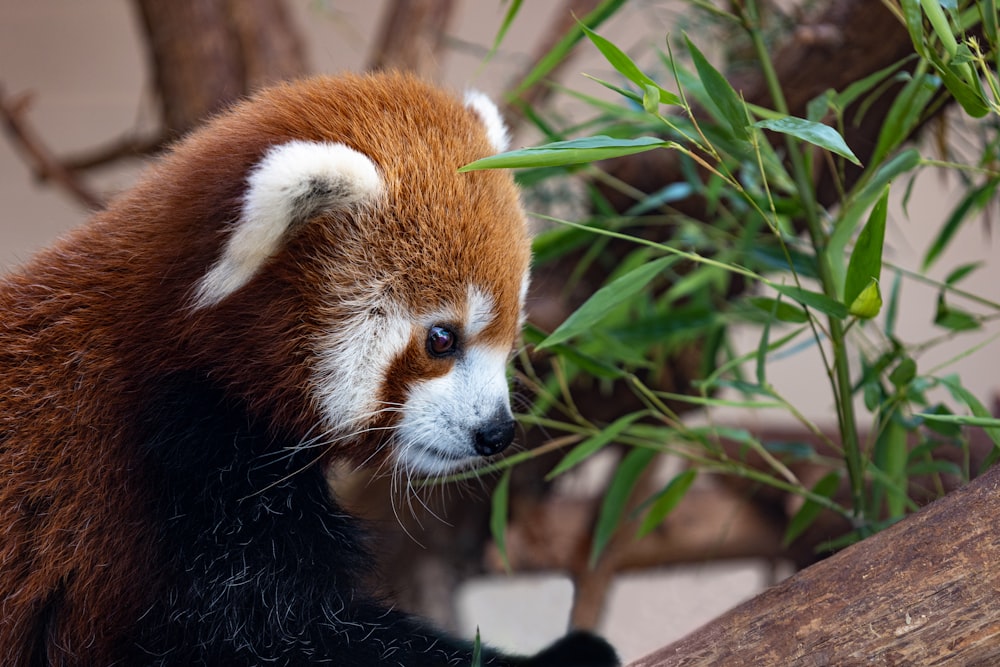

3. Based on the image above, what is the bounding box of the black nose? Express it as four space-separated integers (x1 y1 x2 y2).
473 416 516 457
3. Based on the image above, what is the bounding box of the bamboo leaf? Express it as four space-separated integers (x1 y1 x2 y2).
944 261 983 286
747 296 810 323
873 417 909 517
783 472 841 546
626 182 694 215
934 294 981 331
636 469 697 538
939 379 1000 450
547 412 648 480
900 0 928 57
484 0 523 65
591 448 657 567
906 459 962 477
538 255 677 349
885 270 903 339
756 293 776 386
583 73 644 105
771 284 849 319
685 35 750 140
829 149 921 293
871 72 940 167
806 89 835 122
889 357 917 388
472 628 483 667
931 54 990 117
490 469 512 573
754 117 861 166
460 135 669 172
983 0 999 54
844 186 889 312
834 57 913 110
580 24 682 105
922 179 999 271
848 280 883 319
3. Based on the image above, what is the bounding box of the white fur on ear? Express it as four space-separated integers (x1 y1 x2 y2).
193 140 381 309
464 90 511 154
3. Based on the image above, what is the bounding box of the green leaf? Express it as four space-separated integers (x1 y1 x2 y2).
591 448 657 567
873 417 909 518
944 262 983 286
483 0 523 65
885 270 903 339
490 469 512 573
930 52 990 117
755 293 776 386
906 459 962 477
460 135 669 172
844 186 889 308
848 280 883 319
770 284 849 320
871 72 939 167
538 255 678 349
547 412 648 480
783 472 841 547
625 182 694 215
643 84 661 114
636 469 697 538
900 0 928 57
684 35 750 141
806 89 835 122
939 379 1000 451
583 73 644 105
472 628 483 667
889 357 917 388
829 149 921 294
747 297 810 323
834 57 913 110
917 412 1000 429
580 24 681 106
934 294 980 331
982 0 999 56
920 0 960 55
916 404 961 437
754 117 861 166
922 179 998 271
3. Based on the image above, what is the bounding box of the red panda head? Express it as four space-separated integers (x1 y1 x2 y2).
163 73 530 475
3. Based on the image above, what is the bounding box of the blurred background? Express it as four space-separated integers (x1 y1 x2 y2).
3 2 998 663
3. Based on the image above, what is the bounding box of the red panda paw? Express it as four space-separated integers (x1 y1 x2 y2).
520 630 621 667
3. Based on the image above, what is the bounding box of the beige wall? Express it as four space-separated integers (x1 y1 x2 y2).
2 2 998 661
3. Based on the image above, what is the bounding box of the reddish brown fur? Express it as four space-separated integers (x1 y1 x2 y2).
0 72 530 664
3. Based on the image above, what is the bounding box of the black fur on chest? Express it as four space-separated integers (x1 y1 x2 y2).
128 374 479 666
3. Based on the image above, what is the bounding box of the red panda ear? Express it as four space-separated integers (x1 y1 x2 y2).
464 91 510 154
192 140 382 309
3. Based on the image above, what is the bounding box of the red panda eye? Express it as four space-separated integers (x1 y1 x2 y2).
426 325 457 357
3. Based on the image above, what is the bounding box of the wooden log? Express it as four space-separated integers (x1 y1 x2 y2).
627 464 1000 666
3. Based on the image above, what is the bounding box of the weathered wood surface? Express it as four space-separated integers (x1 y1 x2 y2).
627 464 1000 666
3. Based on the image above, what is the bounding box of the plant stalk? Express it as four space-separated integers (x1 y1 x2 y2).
743 0 867 520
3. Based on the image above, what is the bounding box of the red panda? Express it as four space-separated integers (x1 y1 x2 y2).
0 72 618 666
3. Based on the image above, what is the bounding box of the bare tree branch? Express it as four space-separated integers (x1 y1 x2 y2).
131 0 245 135
0 88 104 210
368 0 457 79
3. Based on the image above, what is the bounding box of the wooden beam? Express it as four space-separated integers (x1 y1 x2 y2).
627 464 1000 666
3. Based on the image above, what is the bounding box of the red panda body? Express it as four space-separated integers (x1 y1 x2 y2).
0 73 618 666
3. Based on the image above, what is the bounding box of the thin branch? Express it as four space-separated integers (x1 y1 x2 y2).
59 133 169 172
0 87 104 210
367 0 457 79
